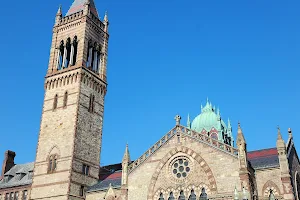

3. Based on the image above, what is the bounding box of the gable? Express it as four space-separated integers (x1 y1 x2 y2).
129 125 238 174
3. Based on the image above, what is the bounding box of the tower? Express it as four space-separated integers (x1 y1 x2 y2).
277 127 294 200
30 1 109 199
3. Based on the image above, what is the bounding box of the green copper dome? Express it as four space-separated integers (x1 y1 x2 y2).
191 102 220 132
189 99 234 146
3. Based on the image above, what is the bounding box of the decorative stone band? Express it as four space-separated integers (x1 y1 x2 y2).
128 125 238 174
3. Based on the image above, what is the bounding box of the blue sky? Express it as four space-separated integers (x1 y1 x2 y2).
0 0 299 166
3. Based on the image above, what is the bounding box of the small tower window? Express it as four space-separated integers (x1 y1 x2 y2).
63 91 68 108
53 94 58 110
80 185 84 197
88 94 95 113
48 155 57 173
82 164 90 175
14 192 18 200
22 191 27 200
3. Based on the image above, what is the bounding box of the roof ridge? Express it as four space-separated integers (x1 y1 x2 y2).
248 147 277 153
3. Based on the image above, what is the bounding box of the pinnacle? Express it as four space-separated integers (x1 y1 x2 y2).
277 126 283 140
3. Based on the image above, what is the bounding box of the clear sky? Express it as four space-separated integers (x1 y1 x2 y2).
0 0 299 166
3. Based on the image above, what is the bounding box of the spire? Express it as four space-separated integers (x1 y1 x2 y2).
66 0 99 17
237 122 246 144
56 5 62 16
277 126 283 140
187 114 191 128
122 144 130 163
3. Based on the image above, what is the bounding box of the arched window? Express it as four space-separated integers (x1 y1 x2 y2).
158 193 164 200
178 191 185 200
188 190 196 200
168 192 175 200
87 40 93 68
88 94 95 113
72 36 78 66
269 190 275 200
199 188 207 200
91 42 97 71
48 155 57 173
53 94 58 110
63 91 68 108
57 41 64 70
64 38 71 68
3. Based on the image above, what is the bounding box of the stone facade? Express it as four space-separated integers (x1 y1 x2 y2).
1 1 300 200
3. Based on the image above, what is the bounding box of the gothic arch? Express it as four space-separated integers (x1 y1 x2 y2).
262 180 281 197
147 146 217 200
47 145 61 160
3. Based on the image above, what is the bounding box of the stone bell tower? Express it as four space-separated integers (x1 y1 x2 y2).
30 0 109 199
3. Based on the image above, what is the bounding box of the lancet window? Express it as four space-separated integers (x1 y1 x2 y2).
53 94 58 110
48 155 57 173
88 94 95 113
188 190 196 200
178 191 185 200
158 193 164 200
199 188 208 200
86 40 102 74
63 91 68 108
168 192 175 200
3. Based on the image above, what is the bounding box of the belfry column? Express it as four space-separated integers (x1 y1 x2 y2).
277 127 295 200
69 43 74 66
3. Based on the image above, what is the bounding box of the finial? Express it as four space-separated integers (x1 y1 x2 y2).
217 107 220 116
201 104 203 112
187 114 191 128
228 118 232 128
57 4 62 15
104 11 108 22
175 115 181 126
85 0 91 5
288 128 293 139
206 97 209 104
277 126 283 140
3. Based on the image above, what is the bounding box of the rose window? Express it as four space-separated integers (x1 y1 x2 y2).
171 158 191 179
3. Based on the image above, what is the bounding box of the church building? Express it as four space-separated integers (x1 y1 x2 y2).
0 0 300 200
